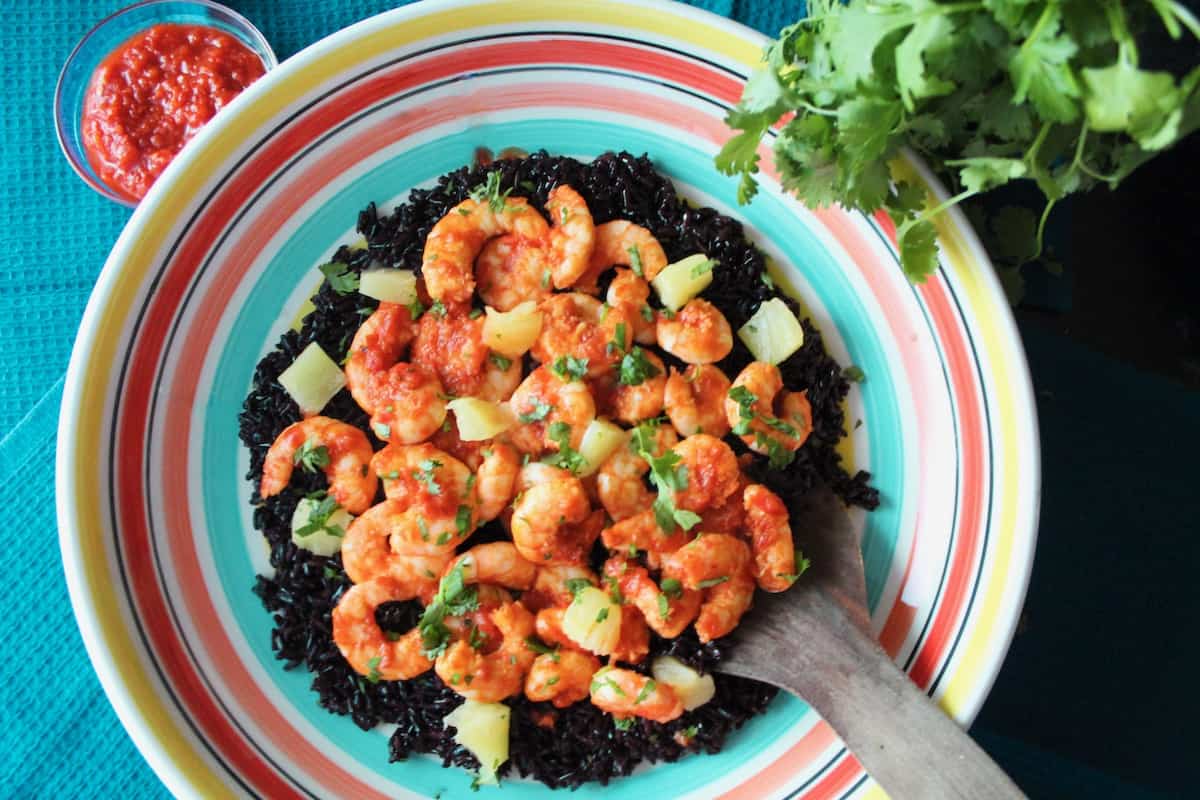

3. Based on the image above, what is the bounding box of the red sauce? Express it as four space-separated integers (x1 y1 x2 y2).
81 24 266 201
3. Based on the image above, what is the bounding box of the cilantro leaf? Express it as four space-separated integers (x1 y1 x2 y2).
544 422 588 474
319 262 359 294
293 438 330 473
618 347 661 386
518 400 553 423
418 564 480 657
551 355 589 382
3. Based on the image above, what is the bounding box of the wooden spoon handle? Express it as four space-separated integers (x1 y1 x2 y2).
769 592 1025 799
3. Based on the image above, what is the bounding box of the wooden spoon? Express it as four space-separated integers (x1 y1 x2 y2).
714 487 1026 799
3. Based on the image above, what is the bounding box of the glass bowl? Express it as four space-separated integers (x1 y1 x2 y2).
54 0 277 207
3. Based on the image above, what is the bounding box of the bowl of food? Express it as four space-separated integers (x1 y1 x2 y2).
57 0 1040 797
54 0 276 205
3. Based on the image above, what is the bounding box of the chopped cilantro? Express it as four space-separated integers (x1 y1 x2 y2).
613 716 634 731
640 304 655 322
468 307 484 319
564 577 593 598
293 438 330 472
842 365 866 383
318 261 359 294
489 352 512 371
697 576 729 589
541 268 552 289
546 675 560 686
550 355 589 382
544 422 587 474
689 258 716 279
595 607 610 623
627 246 644 277
413 458 443 495
635 679 657 704
295 493 345 539
760 271 776 290
418 564 480 657
656 593 670 619
435 531 452 546
607 322 628 356
468 170 512 213
372 422 391 439
659 578 683 598
365 656 382 684
429 299 447 318
407 297 427 320
618 346 661 386
455 505 473 537
518 400 554 423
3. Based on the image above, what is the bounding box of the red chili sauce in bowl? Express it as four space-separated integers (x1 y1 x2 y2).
81 24 266 202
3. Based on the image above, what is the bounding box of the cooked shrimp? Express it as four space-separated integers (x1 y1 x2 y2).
361 362 447 444
507 364 596 455
525 650 601 708
611 348 667 424
430 422 486 471
260 416 377 514
477 353 523 402
372 443 474 511
697 471 748 535
605 268 656 345
530 293 633 378
574 220 669 292
511 477 604 564
475 443 520 521
600 509 690 564
523 564 599 611
663 364 732 438
475 234 551 311
344 302 417 414
596 425 677 522
332 577 432 680
422 197 550 304
725 362 813 456
604 556 701 639
445 541 538 591
656 298 733 365
743 484 798 592
534 606 577 651
661 533 756 642
611 605 650 664
341 507 449 598
410 304 490 398
671 433 741 513
435 601 537 702
589 666 683 723
516 461 576 491
545 186 595 288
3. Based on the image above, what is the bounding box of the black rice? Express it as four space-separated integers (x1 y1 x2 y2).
240 151 876 788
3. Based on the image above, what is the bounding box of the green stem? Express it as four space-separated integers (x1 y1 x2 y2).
901 188 978 234
1169 2 1200 39
1034 198 1055 260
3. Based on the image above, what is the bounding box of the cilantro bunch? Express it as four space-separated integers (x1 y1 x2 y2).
716 0 1200 280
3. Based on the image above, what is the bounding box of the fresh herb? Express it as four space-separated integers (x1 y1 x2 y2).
546 675 561 687
469 307 484 319
564 578 594 598
843 365 866 383
697 576 729 589
372 422 391 439
322 565 341 581
689 258 716 279
544 422 587 474
635 679 657 704
525 636 561 661
365 656 383 684
455 505 473 537
763 416 798 436
468 170 512 213
683 724 700 739
417 516 430 541
761 271 776 290
727 385 757 436
468 625 486 650
618 346 661 386
407 297 427 320
551 355 589 381
595 607 610 623
418 564 480 657
757 433 797 470
295 493 345 538
627 245 644 277
613 717 634 731
716 0 1200 282
541 268 552 289
560 206 571 225
489 352 512 371
413 458 443 495
318 261 359 294
518 400 554 423
293 438 330 472
660 577 683 598
657 593 670 619
640 304 655 322
429 299 447 318
607 322 628 356
435 530 453 546
631 425 701 534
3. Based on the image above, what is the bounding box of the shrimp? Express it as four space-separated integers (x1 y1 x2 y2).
743 484 798 592
606 268 656 345
603 556 701 639
444 541 538 591
475 443 520 522
523 564 600 611
611 605 650 664
530 293 633 378
574 220 669 292
600 509 690 565
596 425 678 522
260 416 377 514
663 364 732 438
430 422 486 471
697 472 748 535
372 442 474 509
661 533 756 642
435 600 537 702
656 298 733 365
475 234 551 311
344 302 417 414
507 364 596 455
511 478 604 565
545 186 595 289
534 606 577 650
410 304 490 398
725 362 813 456
477 353 523 402
525 650 601 708
332 577 433 680
589 666 683 723
362 362 447 444
671 434 741 513
611 348 667 424
422 197 550 305
517 461 576 491
341 506 450 598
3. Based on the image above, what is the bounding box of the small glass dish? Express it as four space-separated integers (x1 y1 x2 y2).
54 0 277 207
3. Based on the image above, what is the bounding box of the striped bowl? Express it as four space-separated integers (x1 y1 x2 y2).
56 1 1040 797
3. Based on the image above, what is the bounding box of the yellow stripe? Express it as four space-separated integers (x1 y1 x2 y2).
67 1 762 792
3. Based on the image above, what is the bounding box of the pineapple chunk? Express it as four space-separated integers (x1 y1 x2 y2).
562 586 621 655
446 397 516 441
358 268 418 305
483 301 542 358
444 700 510 785
277 342 346 416
651 253 715 311
290 496 353 557
738 298 805 365
651 656 716 711
577 418 628 477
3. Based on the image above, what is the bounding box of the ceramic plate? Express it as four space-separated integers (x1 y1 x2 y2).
57 1 1040 797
